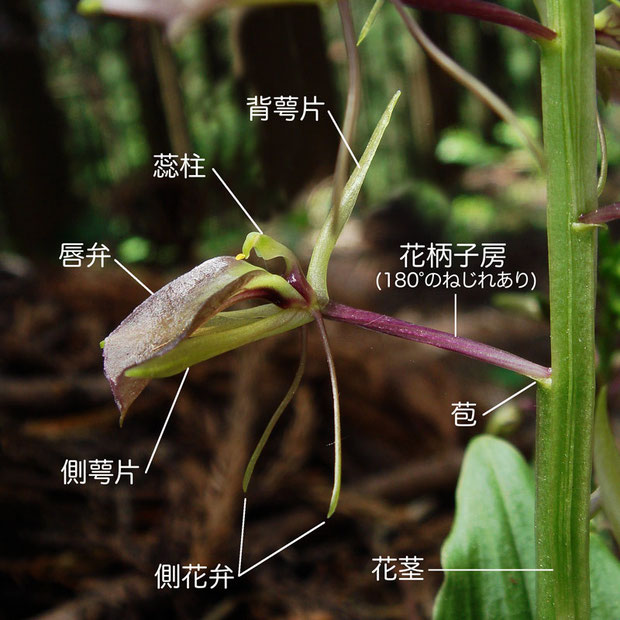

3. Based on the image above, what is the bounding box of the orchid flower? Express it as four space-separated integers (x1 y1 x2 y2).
102 93 549 517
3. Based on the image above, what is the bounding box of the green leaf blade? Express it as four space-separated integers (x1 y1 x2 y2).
593 386 620 547
434 433 620 618
433 435 535 619
590 532 620 619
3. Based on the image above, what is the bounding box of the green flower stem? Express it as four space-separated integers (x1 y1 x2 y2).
536 1 598 617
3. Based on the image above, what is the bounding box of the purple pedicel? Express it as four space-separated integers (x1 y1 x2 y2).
322 301 551 380
401 0 556 41
579 203 620 225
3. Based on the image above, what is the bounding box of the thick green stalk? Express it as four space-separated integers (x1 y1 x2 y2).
536 1 598 618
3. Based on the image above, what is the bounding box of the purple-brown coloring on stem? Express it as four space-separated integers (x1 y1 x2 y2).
322 301 551 380
579 203 620 225
287 266 317 306
401 0 556 41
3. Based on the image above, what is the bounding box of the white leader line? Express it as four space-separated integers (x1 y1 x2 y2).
114 259 154 295
454 293 458 337
428 568 553 572
212 168 263 234
113 255 189 475
144 367 190 473
327 110 361 169
237 496 326 577
482 381 537 417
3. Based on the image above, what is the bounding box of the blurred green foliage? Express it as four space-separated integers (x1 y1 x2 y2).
436 127 502 166
12 0 552 257
0 0 612 437
598 229 620 380
1 1 617 370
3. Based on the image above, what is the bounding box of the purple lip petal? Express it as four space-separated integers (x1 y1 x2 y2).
102 256 305 420
322 301 551 380
401 0 556 41
579 203 620 225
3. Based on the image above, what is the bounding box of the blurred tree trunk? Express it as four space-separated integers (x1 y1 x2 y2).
202 18 229 85
235 5 339 215
125 22 172 157
117 23 200 264
0 0 74 258
420 13 460 136
149 25 193 157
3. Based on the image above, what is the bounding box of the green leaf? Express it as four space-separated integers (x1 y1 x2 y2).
102 256 306 421
590 532 620 619
435 127 502 166
357 0 385 46
434 434 620 618
307 91 401 303
593 386 620 546
433 435 536 619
